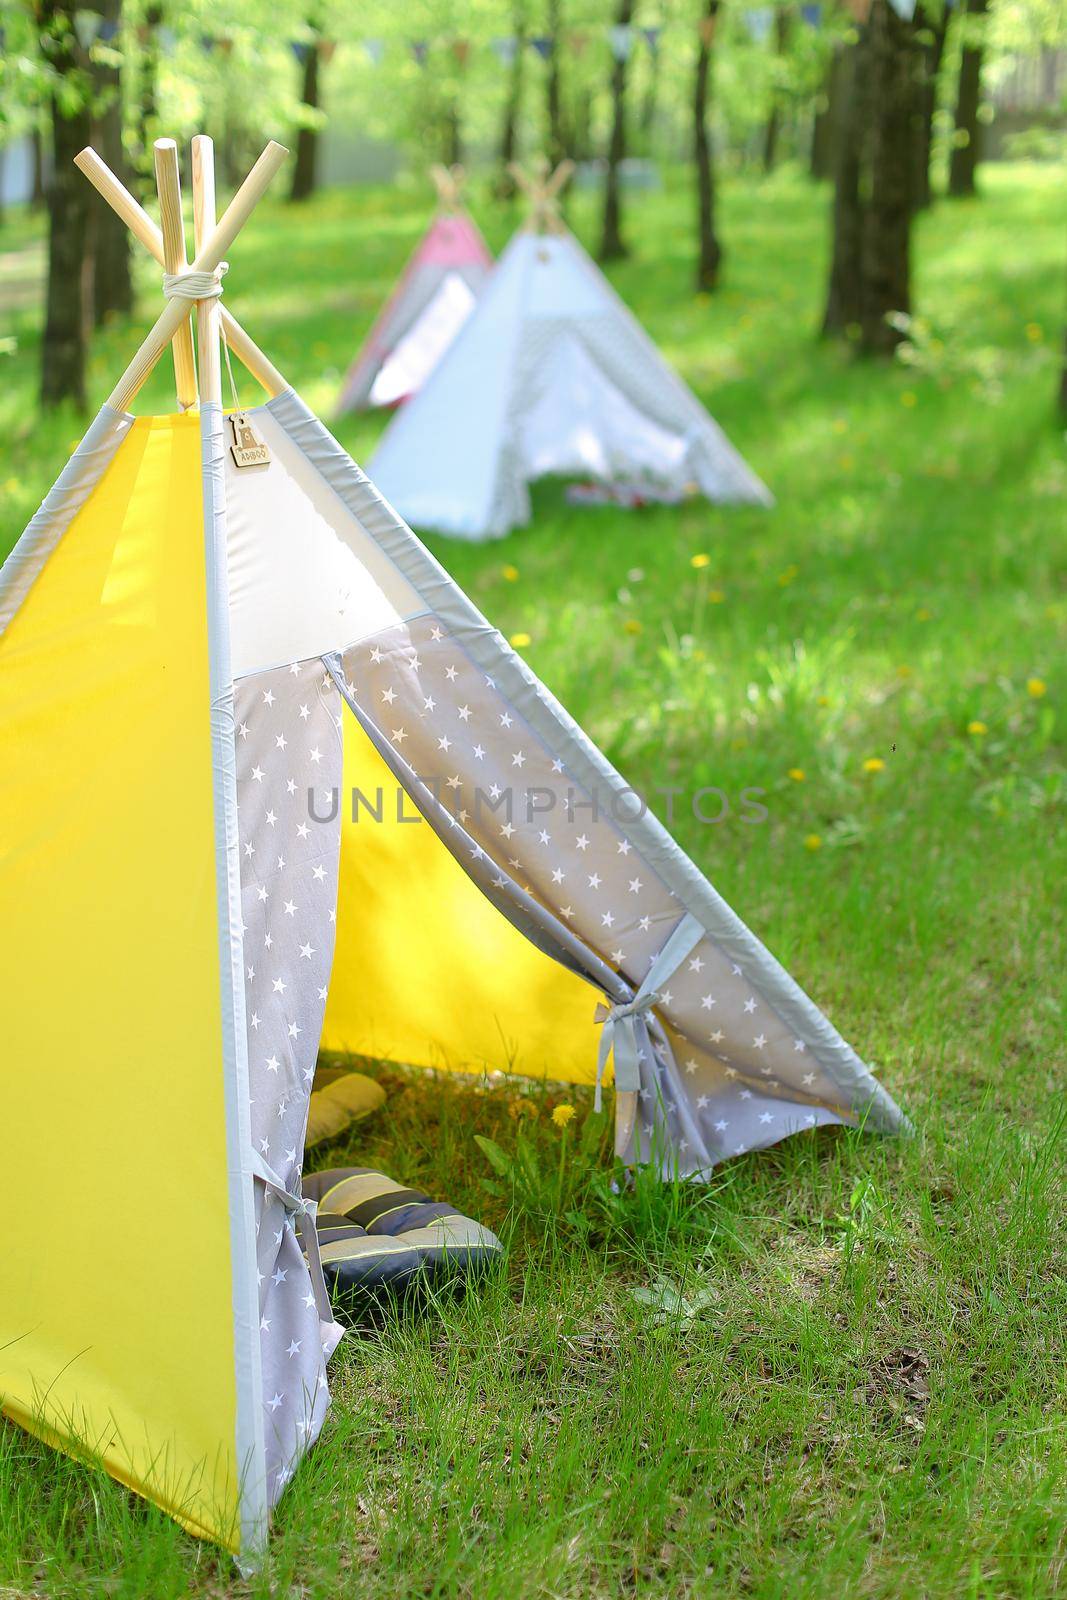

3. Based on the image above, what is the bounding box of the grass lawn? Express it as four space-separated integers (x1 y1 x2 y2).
1 163 1064 1598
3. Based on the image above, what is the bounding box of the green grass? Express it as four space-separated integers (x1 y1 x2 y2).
1 164 1065 1598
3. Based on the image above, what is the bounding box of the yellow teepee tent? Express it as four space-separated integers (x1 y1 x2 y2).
1 136 906 1564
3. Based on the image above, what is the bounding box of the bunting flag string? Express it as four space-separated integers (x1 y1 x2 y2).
176 9 847 71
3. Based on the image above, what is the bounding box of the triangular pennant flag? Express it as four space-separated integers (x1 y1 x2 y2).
73 9 102 49
641 25 662 52
491 35 519 64
157 24 177 54
742 7 774 42
362 37 384 64
199 33 217 54
608 23 636 60
289 39 312 65
800 3 821 24
571 29 590 54
886 0 916 17
411 39 429 66
451 37 471 66
97 17 120 43
318 38 337 63
530 35 553 59
698 13 718 45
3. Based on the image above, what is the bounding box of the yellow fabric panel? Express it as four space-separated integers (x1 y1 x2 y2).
0 416 241 1548
322 708 600 1082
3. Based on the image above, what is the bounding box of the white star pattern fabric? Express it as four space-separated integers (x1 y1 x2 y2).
327 615 847 1176
235 660 345 1507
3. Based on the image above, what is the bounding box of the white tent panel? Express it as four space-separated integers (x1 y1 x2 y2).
224 408 424 678
369 271 478 408
521 331 689 484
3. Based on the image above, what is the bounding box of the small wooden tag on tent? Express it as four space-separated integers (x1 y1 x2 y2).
229 412 271 469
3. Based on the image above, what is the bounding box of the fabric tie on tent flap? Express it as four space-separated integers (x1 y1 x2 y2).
593 912 705 1112
162 263 228 301
249 1148 334 1327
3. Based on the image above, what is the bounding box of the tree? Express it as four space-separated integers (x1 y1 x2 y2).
911 2 948 210
545 0 567 167
821 32 866 334
90 0 132 323
948 0 988 197
694 1 722 291
762 4 793 173
133 2 162 199
600 0 635 261
862 0 913 353
39 0 92 409
290 34 321 201
811 42 844 181
495 15 526 196
822 0 914 355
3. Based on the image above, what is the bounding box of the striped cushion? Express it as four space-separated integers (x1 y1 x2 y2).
303 1166 503 1307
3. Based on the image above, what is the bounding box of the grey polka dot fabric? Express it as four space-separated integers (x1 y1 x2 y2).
235 659 345 1507
330 614 848 1177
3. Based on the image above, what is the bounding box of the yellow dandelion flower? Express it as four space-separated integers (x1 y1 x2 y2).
901 391 918 408
1025 323 1043 342
552 1103 576 1128
624 618 643 635
839 454 854 470
916 607 932 622
967 720 988 736
502 564 520 582
509 1098 538 1121
1026 677 1047 698
896 665 912 678
804 833 823 852
862 757 886 774
778 564 798 587
690 552 711 569
3 477 18 494
708 588 725 604
509 631 532 649
788 768 805 782
816 694 830 707
831 418 848 434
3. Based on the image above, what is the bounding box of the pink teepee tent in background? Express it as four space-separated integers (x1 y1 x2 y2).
337 165 493 413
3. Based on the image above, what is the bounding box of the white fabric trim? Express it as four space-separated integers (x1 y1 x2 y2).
200 403 269 1563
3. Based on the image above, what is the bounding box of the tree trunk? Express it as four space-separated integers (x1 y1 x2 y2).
31 122 48 206
91 0 132 324
948 0 987 197
545 0 566 169
911 4 947 210
443 101 463 167
135 2 162 200
821 36 865 336
495 19 526 197
640 36 661 141
861 0 913 354
810 44 842 181
762 7 792 174
599 0 634 261
40 0 91 409
694 4 722 292
290 40 321 202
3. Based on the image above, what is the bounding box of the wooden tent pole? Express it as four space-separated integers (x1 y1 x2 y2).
74 148 287 398
106 140 288 412
153 139 198 409
191 135 222 407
